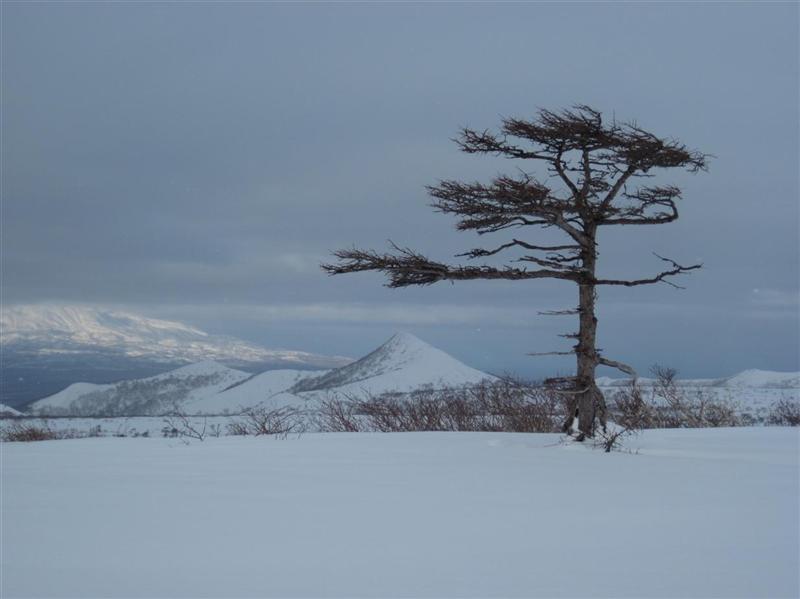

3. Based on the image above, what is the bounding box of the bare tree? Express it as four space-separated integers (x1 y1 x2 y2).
323 105 707 440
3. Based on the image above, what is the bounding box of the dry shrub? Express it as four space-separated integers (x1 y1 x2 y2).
316 395 361 432
767 398 800 426
610 365 740 429
162 412 209 441
316 379 564 433
227 406 306 438
2 421 61 442
477 379 563 432
1 420 92 442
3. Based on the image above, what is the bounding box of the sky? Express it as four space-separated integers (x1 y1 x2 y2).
3 2 798 378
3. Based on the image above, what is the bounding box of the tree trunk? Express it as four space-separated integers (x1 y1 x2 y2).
562 227 607 440
575 281 603 439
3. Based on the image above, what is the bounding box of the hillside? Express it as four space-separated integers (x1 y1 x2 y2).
185 369 323 414
30 361 251 416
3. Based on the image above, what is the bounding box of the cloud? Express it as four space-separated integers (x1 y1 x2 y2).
750 288 800 309
144 302 540 327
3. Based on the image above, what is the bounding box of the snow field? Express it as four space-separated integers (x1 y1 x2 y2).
3 427 798 598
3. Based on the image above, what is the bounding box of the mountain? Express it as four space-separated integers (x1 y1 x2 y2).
27 333 495 416
0 304 351 408
291 332 495 396
0 403 22 417
30 361 252 416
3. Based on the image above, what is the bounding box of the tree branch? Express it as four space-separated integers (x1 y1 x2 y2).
594 253 702 288
599 185 681 226
538 308 580 316
515 255 581 270
457 239 580 259
554 147 581 199
427 176 589 245
322 243 581 288
599 164 636 211
597 356 637 378
456 128 553 160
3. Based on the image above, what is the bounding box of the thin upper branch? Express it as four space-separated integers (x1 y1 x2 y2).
427 175 589 245
457 239 581 259
554 148 581 199
599 185 681 226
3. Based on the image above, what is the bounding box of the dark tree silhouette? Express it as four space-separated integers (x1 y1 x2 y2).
323 105 707 439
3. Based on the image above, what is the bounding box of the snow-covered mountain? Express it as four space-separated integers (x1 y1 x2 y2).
1 304 350 367
1 304 351 408
28 333 495 416
0 403 22 417
291 332 495 396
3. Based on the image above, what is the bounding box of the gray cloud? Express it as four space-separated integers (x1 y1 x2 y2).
3 2 798 377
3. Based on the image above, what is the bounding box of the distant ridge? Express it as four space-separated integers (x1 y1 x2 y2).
1 304 352 367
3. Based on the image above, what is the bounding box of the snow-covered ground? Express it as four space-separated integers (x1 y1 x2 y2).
3 428 797 598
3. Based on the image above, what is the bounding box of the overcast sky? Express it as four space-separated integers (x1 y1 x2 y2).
3 2 798 377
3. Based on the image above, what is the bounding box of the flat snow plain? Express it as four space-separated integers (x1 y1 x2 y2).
3 428 798 598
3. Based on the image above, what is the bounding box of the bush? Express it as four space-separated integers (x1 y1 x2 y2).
316 379 564 433
2 421 61 442
767 398 800 426
0 420 93 442
227 406 306 438
609 365 740 429
162 412 209 441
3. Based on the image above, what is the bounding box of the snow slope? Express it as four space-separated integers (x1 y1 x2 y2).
3 428 797 598
31 381 114 406
292 332 495 396
30 361 251 416
185 369 324 414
